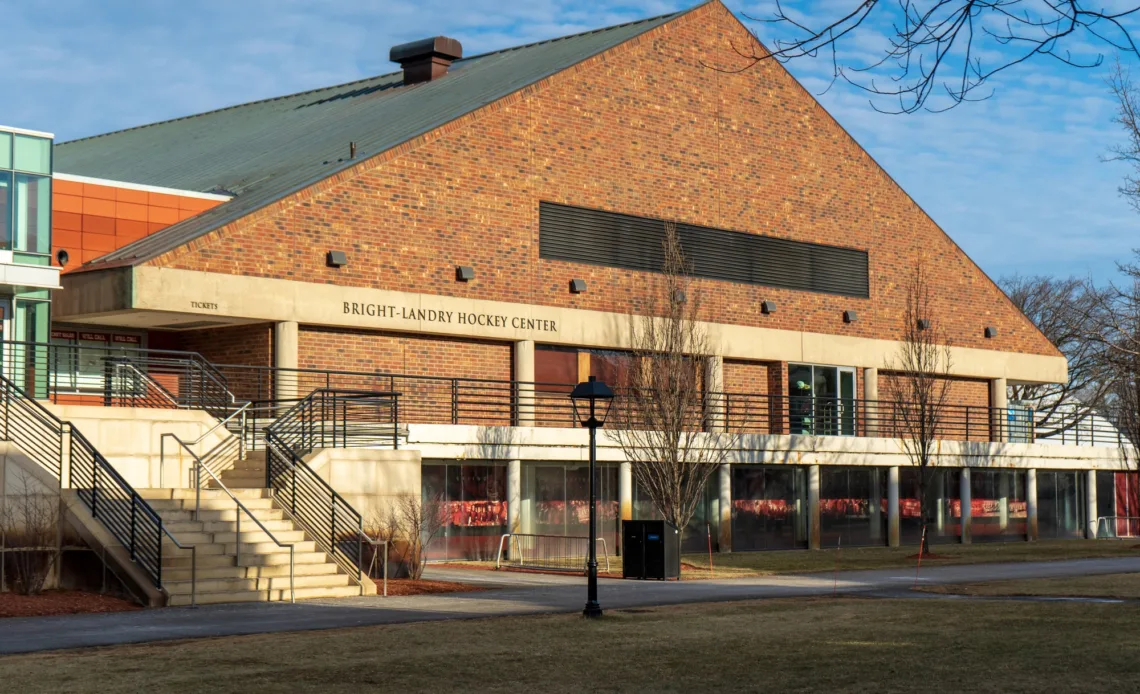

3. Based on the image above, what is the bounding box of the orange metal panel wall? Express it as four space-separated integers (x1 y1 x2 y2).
51 179 222 271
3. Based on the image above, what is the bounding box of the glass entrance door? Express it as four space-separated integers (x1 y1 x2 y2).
789 364 857 436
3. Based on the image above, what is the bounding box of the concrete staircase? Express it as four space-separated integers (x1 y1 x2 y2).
211 449 267 489
138 487 366 606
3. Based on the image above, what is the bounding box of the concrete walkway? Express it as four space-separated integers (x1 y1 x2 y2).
2 557 1139 656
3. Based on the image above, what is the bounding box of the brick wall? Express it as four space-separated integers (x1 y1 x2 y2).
53 179 222 269
880 372 993 441
146 2 1057 359
298 327 512 381
151 323 274 369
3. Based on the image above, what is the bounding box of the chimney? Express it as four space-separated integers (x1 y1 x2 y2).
390 36 463 85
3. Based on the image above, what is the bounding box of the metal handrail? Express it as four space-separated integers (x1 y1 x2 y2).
167 436 295 603
1096 516 1140 539
360 528 388 597
495 533 611 572
159 527 197 608
159 401 250 486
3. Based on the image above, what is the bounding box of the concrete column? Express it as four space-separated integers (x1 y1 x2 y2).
808 464 821 550
507 459 521 534
718 463 732 553
887 466 900 547
273 321 299 402
960 468 972 544
619 461 633 522
863 367 879 437
870 469 883 542
990 377 1008 442
1026 469 1039 541
1087 470 1099 539
514 340 535 426
704 356 726 431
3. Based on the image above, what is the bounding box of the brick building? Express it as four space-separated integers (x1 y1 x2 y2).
18 2 1131 560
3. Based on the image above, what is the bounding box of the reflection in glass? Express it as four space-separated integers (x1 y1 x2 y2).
0 172 10 249
731 466 808 551
819 467 887 548
1037 470 1084 539
970 470 1027 542
423 463 507 560
522 463 619 553
13 135 50 175
900 468 962 545
14 174 50 254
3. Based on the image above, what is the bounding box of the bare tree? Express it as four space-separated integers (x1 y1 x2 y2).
1 469 62 595
1083 256 1140 465
375 492 447 581
610 222 737 549
883 259 953 555
1000 274 1110 436
1108 58 1140 210
723 1 1140 113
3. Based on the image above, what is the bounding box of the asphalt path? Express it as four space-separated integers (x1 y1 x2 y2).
2 556 1138 656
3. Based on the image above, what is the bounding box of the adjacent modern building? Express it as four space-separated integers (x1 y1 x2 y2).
3 1 1137 583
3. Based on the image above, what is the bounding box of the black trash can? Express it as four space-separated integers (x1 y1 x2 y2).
622 519 681 580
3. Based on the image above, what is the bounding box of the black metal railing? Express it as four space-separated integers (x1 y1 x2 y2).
264 390 400 579
1 340 236 420
69 428 164 586
1031 402 1129 447
0 375 164 587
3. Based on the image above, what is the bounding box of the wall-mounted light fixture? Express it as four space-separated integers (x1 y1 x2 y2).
843 310 857 323
761 300 777 315
917 318 931 331
56 249 69 267
570 279 587 294
984 326 998 339
326 250 348 268
673 289 687 304
456 265 475 282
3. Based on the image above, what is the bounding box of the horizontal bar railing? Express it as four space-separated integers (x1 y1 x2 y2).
0 340 237 421
264 390 401 586
0 375 168 589
1033 402 1128 447
495 533 611 573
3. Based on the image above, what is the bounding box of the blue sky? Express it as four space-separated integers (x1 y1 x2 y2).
1 0 1137 282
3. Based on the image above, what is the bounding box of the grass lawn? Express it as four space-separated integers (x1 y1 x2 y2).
2 597 1138 692
921 572 1140 599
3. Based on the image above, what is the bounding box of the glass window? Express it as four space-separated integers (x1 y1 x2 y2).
731 465 809 551
424 462 507 561
0 132 10 169
900 468 962 544
820 467 888 548
789 364 857 436
970 470 1027 542
13 174 50 254
1038 471 1084 540
13 135 50 174
0 171 10 249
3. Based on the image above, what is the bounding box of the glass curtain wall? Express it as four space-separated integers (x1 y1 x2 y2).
819 467 888 548
970 470 1028 542
521 463 620 554
900 468 963 544
1037 470 1085 540
731 466 808 551
633 477 717 553
422 462 507 561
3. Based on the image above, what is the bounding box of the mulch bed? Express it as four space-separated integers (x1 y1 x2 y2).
433 562 623 579
0 590 141 619
374 579 488 596
906 553 952 560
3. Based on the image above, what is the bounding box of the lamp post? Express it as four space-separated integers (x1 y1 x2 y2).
570 375 614 619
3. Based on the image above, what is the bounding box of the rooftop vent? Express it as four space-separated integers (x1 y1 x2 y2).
390 36 463 84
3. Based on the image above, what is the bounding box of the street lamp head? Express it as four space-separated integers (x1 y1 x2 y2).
569 375 614 428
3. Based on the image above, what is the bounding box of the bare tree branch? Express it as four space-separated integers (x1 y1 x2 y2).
609 222 739 545
727 1 1140 113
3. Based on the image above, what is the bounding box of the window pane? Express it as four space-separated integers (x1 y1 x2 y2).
13 135 50 174
14 174 50 254
0 132 10 169
0 172 10 249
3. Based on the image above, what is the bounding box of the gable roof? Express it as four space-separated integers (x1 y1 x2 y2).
56 8 694 270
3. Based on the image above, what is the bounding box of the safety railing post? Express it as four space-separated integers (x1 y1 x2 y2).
130 495 137 560
451 379 459 424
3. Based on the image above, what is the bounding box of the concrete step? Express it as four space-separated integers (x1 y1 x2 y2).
147 497 277 512
198 519 296 534
165 573 354 595
166 584 363 606
210 529 308 545
223 540 318 555
163 561 341 582
193 508 286 523
162 550 331 569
